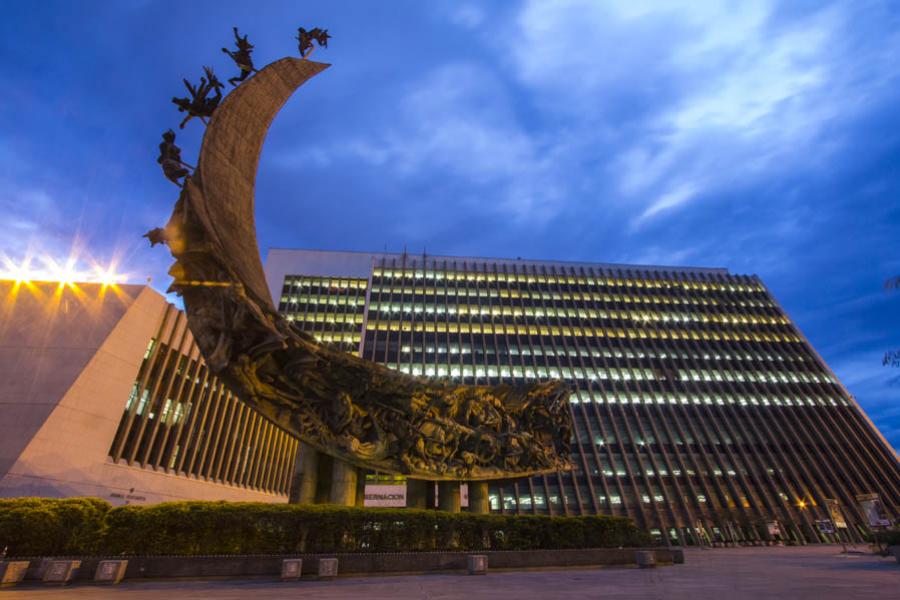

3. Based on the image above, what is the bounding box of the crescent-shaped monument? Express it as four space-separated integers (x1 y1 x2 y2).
159 56 574 483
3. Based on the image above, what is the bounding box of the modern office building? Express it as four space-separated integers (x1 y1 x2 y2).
265 249 900 544
0 280 298 505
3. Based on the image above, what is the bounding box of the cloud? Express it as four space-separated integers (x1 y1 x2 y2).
0 180 68 256
504 0 900 227
282 62 567 223
449 4 485 30
633 182 697 225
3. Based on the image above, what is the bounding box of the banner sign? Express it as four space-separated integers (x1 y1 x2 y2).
825 498 848 529
856 493 891 528
363 482 471 508
364 484 406 507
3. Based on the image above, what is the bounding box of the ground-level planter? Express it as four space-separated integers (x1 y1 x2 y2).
10 548 678 583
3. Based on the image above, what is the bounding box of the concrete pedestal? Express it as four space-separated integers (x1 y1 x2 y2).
43 560 81 584
330 459 358 506
635 551 656 568
468 481 490 514
281 559 303 581
438 481 461 513
318 558 338 580
94 560 128 584
467 554 488 575
406 479 429 509
0 562 30 587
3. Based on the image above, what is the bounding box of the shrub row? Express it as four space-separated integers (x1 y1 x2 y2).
0 497 109 556
0 497 650 556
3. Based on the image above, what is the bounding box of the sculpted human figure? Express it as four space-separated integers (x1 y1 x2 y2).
296 27 330 58
172 67 224 129
201 66 225 111
222 27 256 86
157 129 191 185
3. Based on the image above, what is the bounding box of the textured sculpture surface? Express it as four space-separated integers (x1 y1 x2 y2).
158 56 573 480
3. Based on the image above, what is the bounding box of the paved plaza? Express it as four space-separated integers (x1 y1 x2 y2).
5 546 898 599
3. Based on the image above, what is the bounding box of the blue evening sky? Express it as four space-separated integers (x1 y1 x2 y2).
1 1 898 448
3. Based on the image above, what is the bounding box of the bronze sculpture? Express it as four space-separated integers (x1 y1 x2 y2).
297 27 331 58
157 130 192 186
171 67 224 128
221 27 256 86
143 227 168 247
150 35 573 482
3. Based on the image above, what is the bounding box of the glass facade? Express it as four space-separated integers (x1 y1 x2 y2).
275 251 900 544
109 303 298 495
280 275 367 352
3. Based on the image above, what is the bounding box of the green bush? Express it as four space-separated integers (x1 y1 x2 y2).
0 497 110 556
868 529 900 547
1 497 650 556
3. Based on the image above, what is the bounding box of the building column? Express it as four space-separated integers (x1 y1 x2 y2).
330 459 358 506
468 481 490 514
406 479 428 509
355 470 367 507
438 481 461 513
293 443 319 504
426 480 436 509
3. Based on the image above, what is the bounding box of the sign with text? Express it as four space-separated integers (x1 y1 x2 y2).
364 484 406 507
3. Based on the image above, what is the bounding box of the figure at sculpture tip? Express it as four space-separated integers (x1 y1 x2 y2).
157 129 193 186
296 27 330 58
221 26 257 86
171 66 224 129
143 227 168 247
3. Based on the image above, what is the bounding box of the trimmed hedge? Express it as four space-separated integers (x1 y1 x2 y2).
0 497 110 556
0 497 650 556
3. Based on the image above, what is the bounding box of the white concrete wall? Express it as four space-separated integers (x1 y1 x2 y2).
0 281 286 505
0 282 143 476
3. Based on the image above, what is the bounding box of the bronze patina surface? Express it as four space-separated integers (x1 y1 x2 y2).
158 56 573 480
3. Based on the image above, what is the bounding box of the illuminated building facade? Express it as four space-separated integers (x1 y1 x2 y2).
0 280 297 504
266 249 900 544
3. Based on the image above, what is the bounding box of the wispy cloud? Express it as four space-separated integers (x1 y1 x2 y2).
633 182 697 226
280 62 567 223
504 0 900 227
0 179 68 257
448 4 485 30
